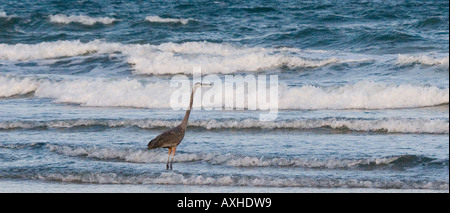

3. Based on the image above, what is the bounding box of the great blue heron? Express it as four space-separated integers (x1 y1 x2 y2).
147 82 212 170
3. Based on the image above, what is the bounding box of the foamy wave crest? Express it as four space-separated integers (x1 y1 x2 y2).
1 117 448 134
49 14 116 25
145 16 193 24
0 75 39 98
128 41 347 74
44 144 443 170
279 81 449 109
0 119 177 130
0 40 361 74
0 40 121 61
0 10 16 19
0 10 8 18
46 144 201 164
29 171 448 190
397 54 449 67
35 78 175 108
0 75 177 108
1 75 448 110
188 117 449 134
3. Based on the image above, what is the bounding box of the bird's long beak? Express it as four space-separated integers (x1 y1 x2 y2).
200 83 213 87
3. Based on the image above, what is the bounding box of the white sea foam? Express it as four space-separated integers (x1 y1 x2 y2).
279 81 449 110
45 144 441 168
1 143 446 189
127 43 343 75
0 75 448 111
1 117 447 133
0 40 447 75
49 14 116 25
46 144 193 163
145 16 193 24
187 117 449 134
0 40 121 61
0 75 39 97
397 54 449 67
35 78 175 108
0 40 366 74
30 171 448 190
0 10 7 18
0 75 176 107
0 10 16 19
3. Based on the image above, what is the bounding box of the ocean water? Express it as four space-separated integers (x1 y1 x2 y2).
0 0 448 192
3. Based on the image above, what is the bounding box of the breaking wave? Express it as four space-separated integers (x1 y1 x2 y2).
0 76 38 98
397 54 449 67
26 172 448 190
0 40 120 61
0 10 17 19
1 142 448 190
1 75 448 110
145 16 193 24
2 143 446 170
0 143 446 190
49 14 116 25
0 40 367 74
47 144 443 169
0 40 447 77
0 117 448 134
278 81 449 110
0 10 8 18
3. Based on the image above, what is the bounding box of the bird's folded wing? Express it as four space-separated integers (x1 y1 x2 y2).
147 127 184 149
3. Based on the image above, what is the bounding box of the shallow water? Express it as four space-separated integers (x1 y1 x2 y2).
0 0 448 192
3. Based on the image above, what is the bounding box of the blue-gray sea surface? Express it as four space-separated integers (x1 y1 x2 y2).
0 0 448 192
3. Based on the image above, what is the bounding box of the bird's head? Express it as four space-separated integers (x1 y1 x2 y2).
194 82 213 89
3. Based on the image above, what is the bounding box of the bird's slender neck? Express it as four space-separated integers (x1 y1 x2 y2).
180 85 198 129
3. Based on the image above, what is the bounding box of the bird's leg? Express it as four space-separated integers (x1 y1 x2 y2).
170 147 176 170
166 148 172 170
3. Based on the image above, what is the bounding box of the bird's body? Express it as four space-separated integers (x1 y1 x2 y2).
147 83 211 170
147 125 185 149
